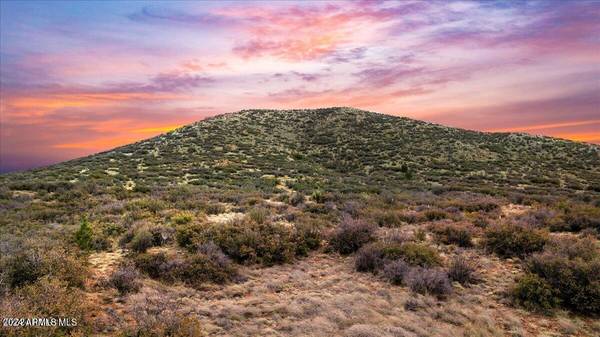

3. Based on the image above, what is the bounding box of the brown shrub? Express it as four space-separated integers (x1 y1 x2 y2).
431 222 473 247
329 215 376 255
108 265 141 295
0 277 88 337
405 267 452 298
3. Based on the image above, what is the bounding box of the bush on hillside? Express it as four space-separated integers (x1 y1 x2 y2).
523 236 600 314
512 273 559 313
134 249 239 288
405 267 452 298
108 265 141 295
329 215 376 255
383 259 410 285
1 248 87 290
431 223 473 247
129 229 155 253
0 278 88 337
484 223 548 258
448 256 477 285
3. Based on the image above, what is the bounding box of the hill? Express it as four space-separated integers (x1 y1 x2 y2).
3 107 599 197
1 108 599 337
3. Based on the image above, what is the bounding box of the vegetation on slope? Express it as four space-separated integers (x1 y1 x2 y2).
1 108 599 336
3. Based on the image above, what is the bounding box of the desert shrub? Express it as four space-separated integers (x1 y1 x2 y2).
130 229 155 253
448 256 477 285
1 248 87 290
561 204 600 232
134 250 239 287
379 189 396 205
311 189 326 203
74 217 93 250
212 219 296 265
516 208 557 228
390 242 442 267
108 265 141 295
512 273 559 313
148 225 175 246
0 278 88 337
204 203 225 215
292 220 322 256
181 253 239 286
423 209 448 221
355 243 385 273
398 211 420 224
288 192 305 206
133 252 170 279
524 237 600 314
342 201 361 218
329 215 376 254
127 198 166 214
355 241 441 276
405 267 452 298
484 224 548 258
175 223 203 249
127 293 206 337
383 259 410 285
373 210 403 227
172 212 193 225
431 223 473 247
414 228 427 241
247 207 270 224
180 217 315 265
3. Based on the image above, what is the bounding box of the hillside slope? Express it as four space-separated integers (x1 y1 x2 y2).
3 107 599 196
2 108 600 337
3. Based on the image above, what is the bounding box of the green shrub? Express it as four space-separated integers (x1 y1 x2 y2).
134 249 239 288
484 224 548 258
247 207 270 224
292 220 322 256
311 189 326 203
512 273 559 313
524 237 600 314
172 212 193 225
1 248 87 289
373 210 403 227
329 215 376 255
387 242 442 267
130 229 155 253
74 217 93 250
431 223 473 247
181 217 318 266
423 209 448 221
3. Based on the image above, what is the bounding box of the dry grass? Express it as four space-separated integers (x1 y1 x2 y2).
81 252 597 337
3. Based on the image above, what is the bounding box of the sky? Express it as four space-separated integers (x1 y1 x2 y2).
1 0 599 173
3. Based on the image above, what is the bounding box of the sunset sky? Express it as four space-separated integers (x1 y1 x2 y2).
1 0 599 172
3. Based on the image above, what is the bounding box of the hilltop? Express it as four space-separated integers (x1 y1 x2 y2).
1 108 599 337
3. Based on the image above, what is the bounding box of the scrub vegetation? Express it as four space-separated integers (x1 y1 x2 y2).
1 108 599 336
